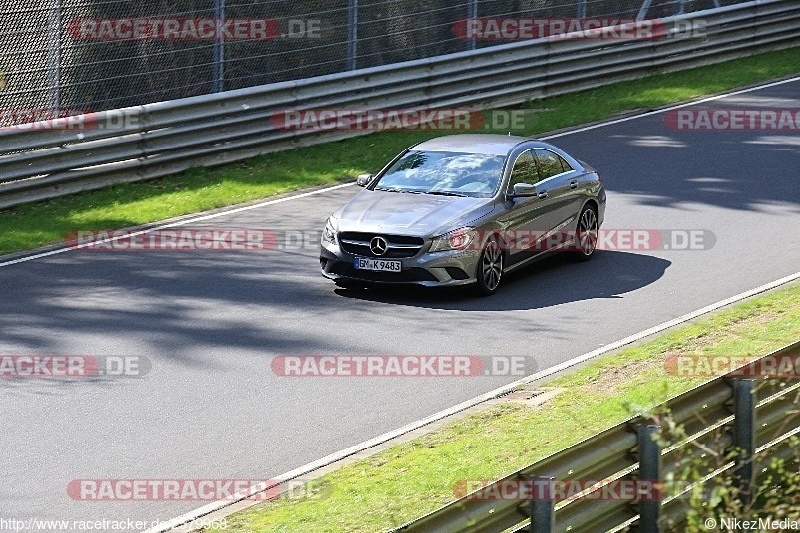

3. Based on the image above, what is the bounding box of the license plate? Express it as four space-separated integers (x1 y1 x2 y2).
354 257 402 272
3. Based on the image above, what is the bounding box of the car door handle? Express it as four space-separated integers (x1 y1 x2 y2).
537 190 548 199
570 180 578 189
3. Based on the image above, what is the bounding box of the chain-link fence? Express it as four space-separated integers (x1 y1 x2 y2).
1 0 744 126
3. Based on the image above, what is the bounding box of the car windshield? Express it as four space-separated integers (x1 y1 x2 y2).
373 150 506 198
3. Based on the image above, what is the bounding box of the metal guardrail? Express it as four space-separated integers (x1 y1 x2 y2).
0 0 798 210
393 340 800 533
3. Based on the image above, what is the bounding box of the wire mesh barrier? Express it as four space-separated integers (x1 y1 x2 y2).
0 0 797 209
2 0 742 126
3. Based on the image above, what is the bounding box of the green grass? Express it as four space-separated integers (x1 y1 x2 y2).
223 283 800 532
1 46 799 255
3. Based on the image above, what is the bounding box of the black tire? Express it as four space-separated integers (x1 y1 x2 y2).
475 234 504 296
573 204 599 262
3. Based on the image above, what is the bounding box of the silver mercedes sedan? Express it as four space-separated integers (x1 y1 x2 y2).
320 134 606 296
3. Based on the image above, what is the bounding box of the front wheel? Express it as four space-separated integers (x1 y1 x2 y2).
475 235 504 296
573 205 599 262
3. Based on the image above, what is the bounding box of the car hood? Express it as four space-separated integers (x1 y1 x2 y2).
334 189 495 237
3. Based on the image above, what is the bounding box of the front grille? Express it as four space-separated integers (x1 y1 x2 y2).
339 232 424 245
338 232 425 259
329 262 438 283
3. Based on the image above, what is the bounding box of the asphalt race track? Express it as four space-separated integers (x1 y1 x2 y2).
1 79 799 527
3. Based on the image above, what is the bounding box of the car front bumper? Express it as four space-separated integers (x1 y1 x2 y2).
320 240 480 287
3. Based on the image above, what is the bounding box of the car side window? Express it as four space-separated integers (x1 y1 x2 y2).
507 150 540 192
558 154 573 172
535 149 568 180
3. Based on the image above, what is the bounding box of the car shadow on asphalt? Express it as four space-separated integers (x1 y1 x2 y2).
332 250 671 311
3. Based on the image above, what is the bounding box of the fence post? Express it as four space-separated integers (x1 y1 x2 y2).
47 0 63 113
467 0 478 51
732 379 756 505
529 476 554 532
577 0 587 19
347 0 358 70
637 424 661 532
637 0 653 20
213 0 226 93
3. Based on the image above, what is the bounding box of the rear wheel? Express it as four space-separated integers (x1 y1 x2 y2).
573 204 598 262
475 235 504 296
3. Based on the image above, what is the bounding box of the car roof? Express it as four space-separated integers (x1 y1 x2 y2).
411 134 549 156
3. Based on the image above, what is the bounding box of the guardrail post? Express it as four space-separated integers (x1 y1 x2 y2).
347 0 359 71
732 379 756 505
637 425 661 532
529 476 554 533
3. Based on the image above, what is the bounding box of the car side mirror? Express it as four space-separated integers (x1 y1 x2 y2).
511 183 537 198
356 173 373 187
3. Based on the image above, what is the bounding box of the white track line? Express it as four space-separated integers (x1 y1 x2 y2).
0 182 355 269
539 75 800 140
147 74 800 533
152 270 800 532
3 75 799 271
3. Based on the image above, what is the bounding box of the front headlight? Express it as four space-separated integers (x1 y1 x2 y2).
322 217 337 245
429 228 477 252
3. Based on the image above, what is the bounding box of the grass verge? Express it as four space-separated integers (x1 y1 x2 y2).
1 47 799 255
224 282 800 532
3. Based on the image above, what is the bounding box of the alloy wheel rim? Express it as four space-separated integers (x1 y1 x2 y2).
482 239 503 290
578 209 598 255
